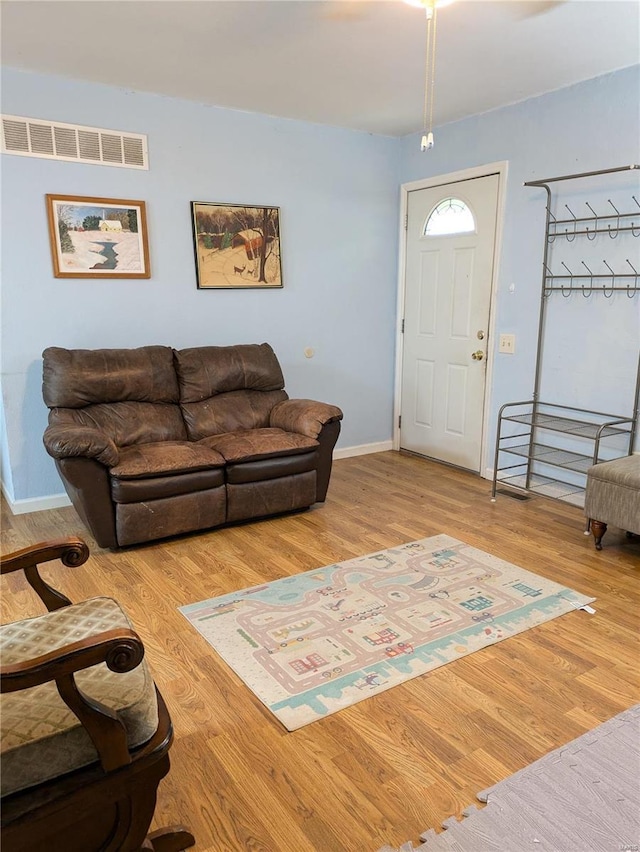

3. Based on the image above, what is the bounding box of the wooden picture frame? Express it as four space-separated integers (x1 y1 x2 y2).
46 194 150 278
191 201 283 289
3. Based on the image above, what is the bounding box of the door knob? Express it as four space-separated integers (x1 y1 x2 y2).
471 350 484 361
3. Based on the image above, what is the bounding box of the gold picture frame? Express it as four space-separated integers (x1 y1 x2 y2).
46 194 150 278
191 201 283 289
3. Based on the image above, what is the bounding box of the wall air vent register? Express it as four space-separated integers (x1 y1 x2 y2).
1 115 148 170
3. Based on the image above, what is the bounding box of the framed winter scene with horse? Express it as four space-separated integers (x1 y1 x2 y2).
46 195 150 278
191 201 283 289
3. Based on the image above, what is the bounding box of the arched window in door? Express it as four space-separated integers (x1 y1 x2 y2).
424 198 475 236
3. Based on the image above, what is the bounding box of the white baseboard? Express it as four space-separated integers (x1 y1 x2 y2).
333 441 393 460
3 491 71 515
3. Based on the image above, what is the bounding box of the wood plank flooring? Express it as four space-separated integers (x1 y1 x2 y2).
2 451 639 851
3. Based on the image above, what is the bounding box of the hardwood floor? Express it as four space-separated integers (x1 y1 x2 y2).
2 451 639 851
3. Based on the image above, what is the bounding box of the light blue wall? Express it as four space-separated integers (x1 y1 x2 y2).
1 67 400 502
2 65 639 504
398 66 640 465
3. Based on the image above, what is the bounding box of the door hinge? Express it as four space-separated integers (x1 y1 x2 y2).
401 318 405 333
404 214 408 230
398 415 402 428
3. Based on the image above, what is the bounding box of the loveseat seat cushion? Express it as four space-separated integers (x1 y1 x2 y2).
43 345 179 408
201 428 318 464
0 597 158 797
109 441 225 479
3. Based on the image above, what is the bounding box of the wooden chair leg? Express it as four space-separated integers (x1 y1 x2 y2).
591 519 607 550
143 826 195 851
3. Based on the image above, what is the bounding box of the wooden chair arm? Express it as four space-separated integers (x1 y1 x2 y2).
0 536 89 611
0 627 144 692
1 536 89 575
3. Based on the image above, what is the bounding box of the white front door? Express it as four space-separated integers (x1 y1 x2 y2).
400 173 499 471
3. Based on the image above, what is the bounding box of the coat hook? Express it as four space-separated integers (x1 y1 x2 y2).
585 202 598 240
607 199 620 238
560 261 574 296
580 261 594 297
564 204 577 242
626 258 639 296
602 259 615 296
630 198 640 237
546 207 556 243
543 263 553 296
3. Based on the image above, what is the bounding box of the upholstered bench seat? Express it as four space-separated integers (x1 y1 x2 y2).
584 455 640 550
1 597 158 796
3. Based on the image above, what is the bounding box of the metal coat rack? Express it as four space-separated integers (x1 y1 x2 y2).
491 164 640 508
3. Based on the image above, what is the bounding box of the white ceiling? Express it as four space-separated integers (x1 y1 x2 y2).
2 0 639 137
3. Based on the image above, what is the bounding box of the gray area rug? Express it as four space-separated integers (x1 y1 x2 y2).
379 704 640 852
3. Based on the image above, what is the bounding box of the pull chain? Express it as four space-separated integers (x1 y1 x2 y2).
421 3 437 151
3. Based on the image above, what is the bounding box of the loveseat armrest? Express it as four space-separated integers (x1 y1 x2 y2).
270 399 343 439
44 424 119 467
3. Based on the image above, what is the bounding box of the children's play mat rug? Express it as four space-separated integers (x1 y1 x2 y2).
180 535 594 730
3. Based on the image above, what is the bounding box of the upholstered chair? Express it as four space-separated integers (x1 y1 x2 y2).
0 537 194 852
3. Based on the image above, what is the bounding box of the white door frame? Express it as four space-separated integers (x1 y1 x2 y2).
393 161 508 478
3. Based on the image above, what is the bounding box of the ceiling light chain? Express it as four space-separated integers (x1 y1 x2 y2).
421 1 437 152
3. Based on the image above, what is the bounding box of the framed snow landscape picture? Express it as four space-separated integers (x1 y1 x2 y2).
46 194 150 278
191 201 283 289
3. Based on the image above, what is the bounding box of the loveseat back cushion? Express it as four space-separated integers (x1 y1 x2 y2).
48 402 187 448
43 346 179 408
174 343 285 402
181 389 288 440
175 343 288 439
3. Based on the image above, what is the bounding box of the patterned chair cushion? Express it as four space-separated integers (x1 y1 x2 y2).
1 597 158 797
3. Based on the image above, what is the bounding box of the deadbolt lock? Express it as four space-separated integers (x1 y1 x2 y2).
477 330 485 340
471 350 485 361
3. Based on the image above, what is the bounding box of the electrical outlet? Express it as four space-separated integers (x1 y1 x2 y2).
499 333 516 354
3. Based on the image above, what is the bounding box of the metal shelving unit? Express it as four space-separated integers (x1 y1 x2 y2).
492 165 640 507
492 400 636 507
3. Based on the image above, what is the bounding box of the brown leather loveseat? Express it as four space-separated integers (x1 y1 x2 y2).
42 343 343 548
